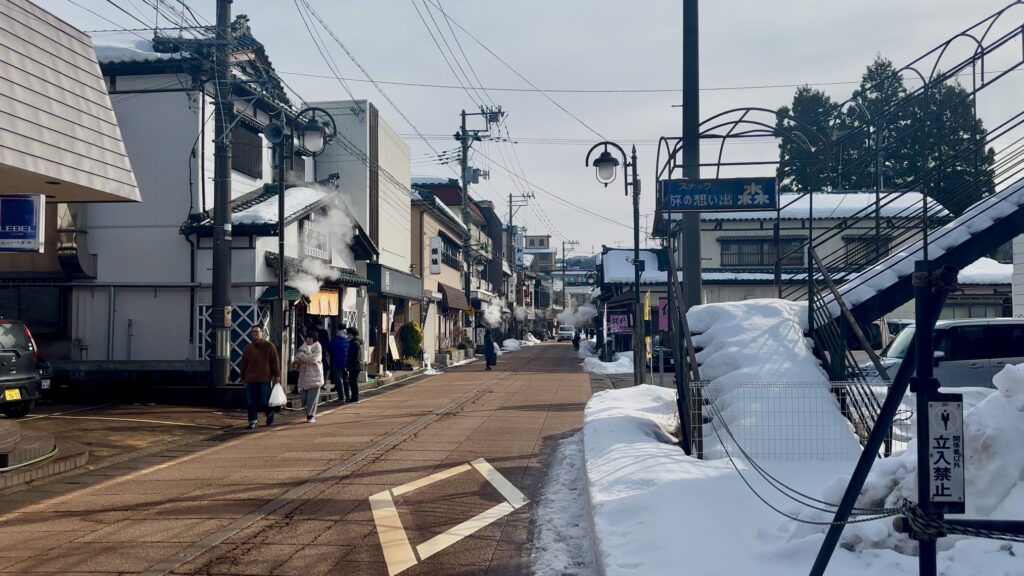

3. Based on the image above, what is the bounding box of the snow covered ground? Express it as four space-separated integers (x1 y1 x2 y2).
569 297 1024 575
530 433 597 576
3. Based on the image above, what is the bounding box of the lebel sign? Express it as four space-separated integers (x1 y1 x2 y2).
659 177 778 212
0 195 45 252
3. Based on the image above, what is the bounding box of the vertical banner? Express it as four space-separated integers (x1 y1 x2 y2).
428 236 442 274
658 298 669 331
0 194 45 252
928 393 965 514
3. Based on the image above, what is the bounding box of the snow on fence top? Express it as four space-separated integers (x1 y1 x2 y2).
687 299 861 459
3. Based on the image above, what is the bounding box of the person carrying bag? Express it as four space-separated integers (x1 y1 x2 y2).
240 325 281 430
295 333 324 423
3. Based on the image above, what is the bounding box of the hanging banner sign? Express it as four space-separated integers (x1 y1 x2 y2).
0 194 45 252
928 393 965 514
428 236 442 274
658 298 669 331
659 177 778 212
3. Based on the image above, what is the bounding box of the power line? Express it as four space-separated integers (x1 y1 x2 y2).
104 0 152 29
292 0 360 106
410 0 483 107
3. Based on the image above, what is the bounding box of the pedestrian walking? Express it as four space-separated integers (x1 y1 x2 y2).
572 329 581 352
345 327 363 403
295 333 323 423
239 325 280 430
484 329 497 370
328 326 350 400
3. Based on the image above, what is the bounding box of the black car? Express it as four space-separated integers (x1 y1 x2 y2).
647 345 676 372
0 319 44 418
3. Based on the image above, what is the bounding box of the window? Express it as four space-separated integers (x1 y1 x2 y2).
528 239 536 247
231 123 263 179
988 325 1024 359
844 237 890 268
720 238 803 267
440 234 461 269
945 325 988 361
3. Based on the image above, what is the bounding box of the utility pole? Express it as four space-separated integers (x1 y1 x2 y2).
561 239 579 309
681 0 702 310
455 106 503 304
210 0 233 387
507 191 531 337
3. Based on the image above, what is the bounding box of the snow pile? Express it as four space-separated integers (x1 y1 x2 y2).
579 379 1024 575
781 363 1024 572
957 257 1013 284
524 333 540 345
688 299 860 460
91 32 185 63
583 352 633 375
530 433 597 576
578 339 598 359
502 339 522 352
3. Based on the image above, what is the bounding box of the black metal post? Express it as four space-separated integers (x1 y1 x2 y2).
276 140 287 380
210 0 233 387
912 260 940 576
680 0 702 310
631 147 645 387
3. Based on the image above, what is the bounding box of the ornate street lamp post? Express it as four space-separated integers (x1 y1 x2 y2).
586 142 645 387
264 107 336 376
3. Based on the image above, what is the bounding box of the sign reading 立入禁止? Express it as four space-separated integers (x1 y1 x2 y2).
658 177 778 212
0 194 45 252
928 393 965 514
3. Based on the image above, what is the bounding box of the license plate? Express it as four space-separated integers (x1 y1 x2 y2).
41 379 50 390
4 388 21 401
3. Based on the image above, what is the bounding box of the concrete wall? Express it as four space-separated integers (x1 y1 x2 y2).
376 115 412 270
1015 235 1024 317
311 101 369 229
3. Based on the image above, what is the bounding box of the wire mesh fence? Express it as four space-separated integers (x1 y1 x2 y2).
689 381 913 461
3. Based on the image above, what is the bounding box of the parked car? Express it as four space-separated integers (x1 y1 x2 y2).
860 318 1024 387
0 319 44 418
647 345 675 372
556 325 576 342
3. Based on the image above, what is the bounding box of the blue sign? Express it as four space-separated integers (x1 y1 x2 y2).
659 177 778 212
0 195 44 252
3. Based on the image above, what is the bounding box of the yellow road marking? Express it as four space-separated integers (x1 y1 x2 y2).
416 502 515 560
369 490 417 576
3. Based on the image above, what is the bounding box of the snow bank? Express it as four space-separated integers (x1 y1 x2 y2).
530 433 597 576
688 299 860 459
525 333 540 344
583 354 633 375
502 338 521 352
958 257 1013 284
578 339 598 359
581 378 1024 576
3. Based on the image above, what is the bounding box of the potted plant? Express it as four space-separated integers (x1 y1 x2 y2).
398 321 424 369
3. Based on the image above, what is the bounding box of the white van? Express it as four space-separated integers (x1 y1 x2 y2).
862 318 1024 387
557 325 576 342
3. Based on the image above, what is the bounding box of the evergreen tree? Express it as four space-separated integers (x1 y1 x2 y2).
775 86 835 191
843 56 913 191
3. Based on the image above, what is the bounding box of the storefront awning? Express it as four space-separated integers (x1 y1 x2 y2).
259 285 302 301
366 263 423 300
438 283 470 313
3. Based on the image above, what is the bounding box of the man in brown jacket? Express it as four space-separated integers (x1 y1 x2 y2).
240 325 281 429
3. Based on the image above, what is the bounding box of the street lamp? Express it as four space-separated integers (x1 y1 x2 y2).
265 107 336 374
586 142 645 387
474 259 486 289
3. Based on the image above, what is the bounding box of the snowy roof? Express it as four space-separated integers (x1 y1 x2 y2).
674 191 950 221
90 32 186 63
411 176 456 186
602 249 679 284
957 257 1012 284
233 186 330 225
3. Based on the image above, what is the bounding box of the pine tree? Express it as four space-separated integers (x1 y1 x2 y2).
775 86 836 191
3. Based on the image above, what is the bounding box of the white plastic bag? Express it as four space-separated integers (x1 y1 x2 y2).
268 383 287 407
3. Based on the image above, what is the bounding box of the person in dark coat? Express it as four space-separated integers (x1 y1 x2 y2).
316 324 331 380
345 327 362 403
484 330 497 370
239 325 280 429
328 326 350 400
572 329 581 352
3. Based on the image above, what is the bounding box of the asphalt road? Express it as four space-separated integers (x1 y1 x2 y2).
0 343 590 576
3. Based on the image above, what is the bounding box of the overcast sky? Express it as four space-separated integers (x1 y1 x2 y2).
41 0 1023 257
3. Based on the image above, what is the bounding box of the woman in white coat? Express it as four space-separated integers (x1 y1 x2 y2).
295 333 324 422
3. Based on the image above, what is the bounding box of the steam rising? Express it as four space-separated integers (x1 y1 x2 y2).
287 187 359 297
558 305 597 327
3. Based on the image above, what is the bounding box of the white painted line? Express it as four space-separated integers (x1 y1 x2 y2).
470 458 530 509
369 490 418 576
391 463 472 497
415 501 515 560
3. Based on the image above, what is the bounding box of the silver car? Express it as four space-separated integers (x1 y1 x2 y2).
862 318 1024 388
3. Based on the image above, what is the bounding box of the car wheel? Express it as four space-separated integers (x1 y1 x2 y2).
1 400 34 418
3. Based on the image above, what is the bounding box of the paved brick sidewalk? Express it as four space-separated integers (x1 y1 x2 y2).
0 343 589 575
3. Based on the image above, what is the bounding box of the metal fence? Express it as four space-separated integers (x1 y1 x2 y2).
688 381 913 461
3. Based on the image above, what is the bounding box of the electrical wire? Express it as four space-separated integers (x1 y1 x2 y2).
410 0 483 107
